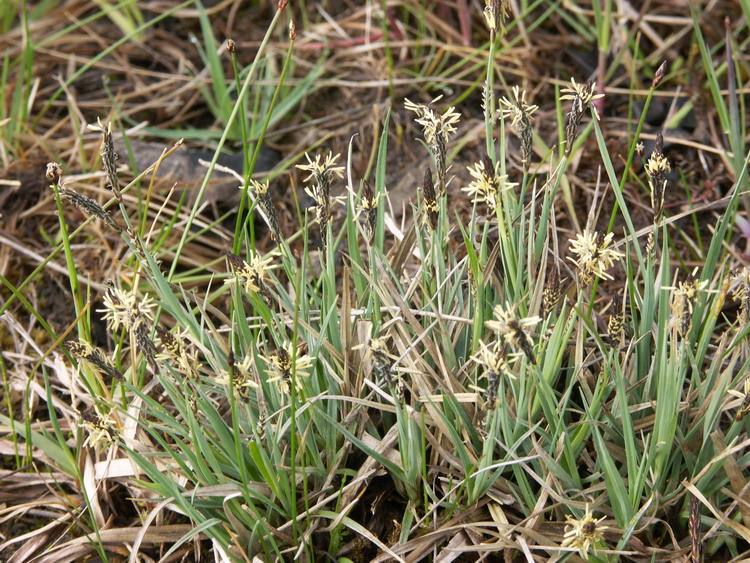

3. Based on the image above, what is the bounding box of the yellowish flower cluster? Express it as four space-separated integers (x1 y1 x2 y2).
568 229 623 286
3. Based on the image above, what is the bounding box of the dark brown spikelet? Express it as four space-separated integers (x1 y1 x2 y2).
249 181 283 243
370 338 395 389
225 251 246 272
226 39 235 53
607 294 624 344
227 349 236 380
134 320 158 374
361 179 377 244
80 409 117 442
730 268 750 325
564 104 583 156
517 114 533 172
422 167 438 230
60 188 122 233
646 132 669 223
319 206 330 242
543 268 561 314
256 385 268 442
99 123 122 201
485 366 500 412
564 81 596 156
261 200 283 243
481 154 501 193
65 340 122 380
276 347 292 377
273 347 293 392
671 274 702 338
155 326 184 360
507 320 536 365
652 61 667 89
689 493 702 563
226 350 246 396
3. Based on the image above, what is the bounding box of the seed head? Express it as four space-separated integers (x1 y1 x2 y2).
560 79 604 119
369 337 400 391
225 251 274 304
134 321 158 373
482 0 511 32
568 228 623 286
297 151 344 191
730 377 750 422
358 179 379 243
731 267 750 324
559 79 604 154
217 351 257 398
80 408 118 450
155 326 199 378
462 155 512 214
297 151 344 247
562 504 608 559
689 494 702 563
645 133 670 223
46 162 63 186
248 179 283 242
473 341 513 410
405 97 461 195
499 86 538 171
543 268 562 314
263 342 314 396
668 274 708 338
485 304 540 364
65 340 122 380
607 294 624 344
87 118 121 201
99 285 156 333
652 61 667 89
59 187 122 233
422 167 439 230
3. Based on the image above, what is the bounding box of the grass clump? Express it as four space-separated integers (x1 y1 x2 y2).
2 0 750 561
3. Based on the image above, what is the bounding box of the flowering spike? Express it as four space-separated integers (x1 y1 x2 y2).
297 152 344 249
422 167 438 230
462 155 513 215
668 274 708 338
562 504 608 559
559 79 605 154
263 342 314 396
87 119 121 201
568 228 623 286
404 97 460 195
499 86 538 171
652 61 667 89
645 133 670 223
359 179 378 243
248 179 282 243
485 304 540 364
225 250 274 305
79 408 117 450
